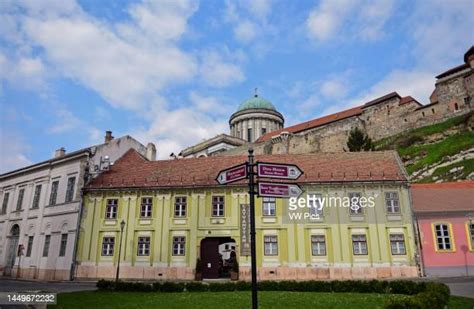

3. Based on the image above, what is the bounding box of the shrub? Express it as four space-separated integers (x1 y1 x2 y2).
234 281 251 291
185 282 208 292
386 295 421 309
161 282 185 293
96 279 114 291
208 282 236 292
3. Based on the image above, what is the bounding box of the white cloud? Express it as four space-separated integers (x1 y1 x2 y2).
199 51 245 87
189 92 232 116
306 0 394 41
0 131 32 173
132 107 228 159
234 20 258 43
246 0 272 20
320 78 348 99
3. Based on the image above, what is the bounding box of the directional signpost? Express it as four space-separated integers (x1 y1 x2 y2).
216 150 303 309
216 163 247 185
257 162 303 180
258 182 303 198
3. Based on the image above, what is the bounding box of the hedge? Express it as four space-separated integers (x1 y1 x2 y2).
96 279 449 303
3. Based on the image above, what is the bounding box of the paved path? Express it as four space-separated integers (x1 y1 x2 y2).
0 278 96 293
439 277 474 299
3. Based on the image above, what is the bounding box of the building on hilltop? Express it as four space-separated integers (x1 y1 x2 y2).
0 131 155 280
411 181 474 277
181 46 473 158
76 149 419 281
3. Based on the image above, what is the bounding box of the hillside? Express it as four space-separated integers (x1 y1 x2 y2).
375 111 474 183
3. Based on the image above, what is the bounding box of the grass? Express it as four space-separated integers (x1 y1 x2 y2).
418 158 474 183
399 131 474 175
49 291 474 309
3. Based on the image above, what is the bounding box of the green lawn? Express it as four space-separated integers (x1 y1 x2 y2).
49 291 474 309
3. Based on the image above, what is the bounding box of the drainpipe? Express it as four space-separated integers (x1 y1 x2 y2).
70 150 93 281
408 184 425 277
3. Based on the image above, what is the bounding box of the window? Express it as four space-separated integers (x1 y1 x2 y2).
349 192 363 215
468 223 474 249
174 197 187 217
137 236 151 256
1 192 10 214
261 128 267 136
49 180 59 205
102 237 115 256
264 236 278 255
16 188 25 210
105 199 118 219
352 234 368 255
172 236 185 256
42 235 51 257
212 196 225 217
59 234 68 257
464 97 471 105
404 118 407 122
65 177 76 202
247 128 253 142
140 197 153 218
385 192 400 214
311 235 326 256
422 111 425 117
26 236 34 257
454 103 459 110
434 224 452 251
32 185 42 209
390 234 406 255
262 197 276 216
432 108 435 114
308 194 323 217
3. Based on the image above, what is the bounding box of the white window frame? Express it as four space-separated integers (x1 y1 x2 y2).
212 196 225 217
140 197 153 218
172 236 185 256
311 235 326 256
262 197 276 216
105 199 118 219
349 192 363 215
102 237 115 256
389 234 406 255
352 234 368 255
434 224 452 251
137 236 151 256
264 235 278 256
385 192 400 214
174 197 187 217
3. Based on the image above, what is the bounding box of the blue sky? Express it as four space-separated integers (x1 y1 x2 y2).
0 0 473 172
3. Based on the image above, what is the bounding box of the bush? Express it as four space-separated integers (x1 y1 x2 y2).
385 282 450 309
208 282 236 292
96 279 114 291
185 282 208 292
161 282 185 293
234 281 251 291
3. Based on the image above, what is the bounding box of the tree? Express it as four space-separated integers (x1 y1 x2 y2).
346 127 374 152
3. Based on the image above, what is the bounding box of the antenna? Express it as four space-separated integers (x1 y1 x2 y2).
254 87 258 97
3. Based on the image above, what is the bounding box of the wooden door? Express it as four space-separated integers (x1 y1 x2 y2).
200 238 220 279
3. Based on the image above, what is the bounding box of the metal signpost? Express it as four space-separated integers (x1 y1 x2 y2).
216 149 303 309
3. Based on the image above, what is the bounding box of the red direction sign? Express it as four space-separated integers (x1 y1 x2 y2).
258 182 303 198
257 162 303 180
216 163 247 185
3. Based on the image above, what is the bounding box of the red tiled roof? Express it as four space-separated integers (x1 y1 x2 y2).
399 96 422 106
256 92 412 143
86 149 407 190
257 105 363 142
411 182 474 213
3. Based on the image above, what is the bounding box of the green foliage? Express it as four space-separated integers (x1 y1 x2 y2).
347 127 374 152
185 282 208 292
385 282 450 309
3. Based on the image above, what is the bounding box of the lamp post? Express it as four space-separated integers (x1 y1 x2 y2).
116 219 126 282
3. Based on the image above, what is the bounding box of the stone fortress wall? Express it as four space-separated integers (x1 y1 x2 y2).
223 46 474 156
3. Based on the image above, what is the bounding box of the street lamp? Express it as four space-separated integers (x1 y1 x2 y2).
116 219 126 282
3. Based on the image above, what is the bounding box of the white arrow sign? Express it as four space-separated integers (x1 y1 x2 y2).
257 162 303 180
258 182 303 198
216 163 247 185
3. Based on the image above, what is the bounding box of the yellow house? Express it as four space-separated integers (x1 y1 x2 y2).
75 150 418 280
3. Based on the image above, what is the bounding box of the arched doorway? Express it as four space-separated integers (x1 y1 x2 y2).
200 237 236 279
4 224 20 276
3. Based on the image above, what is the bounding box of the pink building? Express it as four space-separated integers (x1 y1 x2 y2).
412 182 474 277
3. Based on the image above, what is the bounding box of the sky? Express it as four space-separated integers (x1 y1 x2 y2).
0 0 473 173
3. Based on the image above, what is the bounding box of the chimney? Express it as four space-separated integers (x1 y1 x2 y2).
146 143 156 161
54 147 66 158
104 130 114 143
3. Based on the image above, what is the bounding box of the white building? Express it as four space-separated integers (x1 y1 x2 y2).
0 131 155 280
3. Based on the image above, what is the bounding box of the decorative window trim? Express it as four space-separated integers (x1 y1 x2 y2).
262 197 276 217
385 191 400 214
465 222 474 252
140 197 153 218
351 234 368 255
264 235 278 256
389 233 406 255
174 196 187 218
172 236 186 256
311 234 327 256
431 222 456 253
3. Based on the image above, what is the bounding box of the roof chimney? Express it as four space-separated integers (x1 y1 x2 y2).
146 143 157 161
104 130 114 143
54 147 66 158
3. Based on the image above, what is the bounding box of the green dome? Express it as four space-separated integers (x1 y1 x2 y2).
236 95 276 112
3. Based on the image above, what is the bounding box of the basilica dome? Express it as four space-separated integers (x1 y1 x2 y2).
229 94 284 143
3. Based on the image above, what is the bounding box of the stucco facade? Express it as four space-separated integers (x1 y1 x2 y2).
76 150 418 281
0 133 152 280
